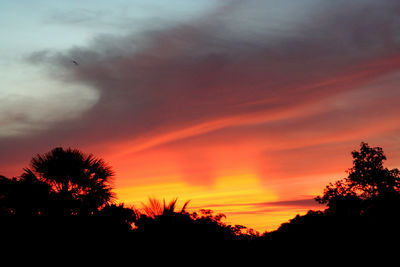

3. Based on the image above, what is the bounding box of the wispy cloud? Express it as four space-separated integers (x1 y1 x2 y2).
191 197 319 210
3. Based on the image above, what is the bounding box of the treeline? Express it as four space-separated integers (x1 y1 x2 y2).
1 143 400 249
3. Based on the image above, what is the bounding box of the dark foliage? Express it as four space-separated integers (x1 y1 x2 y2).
261 142 400 251
23 147 115 215
131 199 257 246
0 147 134 244
1 142 400 254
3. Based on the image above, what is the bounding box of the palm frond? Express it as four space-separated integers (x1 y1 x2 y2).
181 199 191 213
139 197 190 217
141 197 163 217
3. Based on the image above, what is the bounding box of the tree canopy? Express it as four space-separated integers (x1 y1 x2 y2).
265 142 400 248
22 147 115 215
316 142 400 216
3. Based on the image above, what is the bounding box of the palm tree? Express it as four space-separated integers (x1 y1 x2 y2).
23 147 115 215
132 198 191 238
139 197 190 218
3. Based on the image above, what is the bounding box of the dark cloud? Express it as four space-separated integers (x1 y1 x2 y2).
193 197 318 208
2 0 400 178
190 197 321 216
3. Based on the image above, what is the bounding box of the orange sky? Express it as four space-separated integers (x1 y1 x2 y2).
101 121 398 232
109 150 330 232
90 55 400 232
2 1 400 233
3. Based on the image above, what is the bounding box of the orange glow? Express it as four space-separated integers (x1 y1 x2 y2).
3 49 400 234
96 57 400 233
115 173 281 232
106 142 340 232
3 0 400 238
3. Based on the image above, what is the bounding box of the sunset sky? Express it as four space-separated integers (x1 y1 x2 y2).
1 0 400 232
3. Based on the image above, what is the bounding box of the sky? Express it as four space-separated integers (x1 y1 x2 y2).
1 0 400 232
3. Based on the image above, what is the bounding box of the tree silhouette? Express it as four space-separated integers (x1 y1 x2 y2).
263 142 400 248
132 198 192 238
316 142 400 216
23 147 115 215
1 148 138 239
2 143 399 250
131 198 257 246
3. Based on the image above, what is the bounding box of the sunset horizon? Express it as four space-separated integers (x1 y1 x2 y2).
2 0 400 234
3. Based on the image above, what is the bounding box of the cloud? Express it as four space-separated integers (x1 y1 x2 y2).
192 197 319 209
189 197 322 225
44 8 108 25
2 0 400 183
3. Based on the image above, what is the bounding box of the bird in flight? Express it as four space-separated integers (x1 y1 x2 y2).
71 60 79 65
